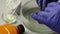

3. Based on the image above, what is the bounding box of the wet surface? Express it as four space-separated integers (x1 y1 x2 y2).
23 7 57 34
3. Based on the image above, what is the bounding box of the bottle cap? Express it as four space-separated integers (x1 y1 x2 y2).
17 24 25 34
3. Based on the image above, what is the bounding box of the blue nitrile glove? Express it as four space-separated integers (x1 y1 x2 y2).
36 0 58 10
31 2 60 34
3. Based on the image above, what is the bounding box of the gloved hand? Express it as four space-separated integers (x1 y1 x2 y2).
36 0 58 10
31 2 60 34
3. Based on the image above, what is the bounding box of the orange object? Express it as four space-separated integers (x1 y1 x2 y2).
0 24 25 34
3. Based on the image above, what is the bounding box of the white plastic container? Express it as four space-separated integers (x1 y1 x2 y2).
21 0 56 34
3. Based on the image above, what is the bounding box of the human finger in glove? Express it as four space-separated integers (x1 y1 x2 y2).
31 1 60 34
